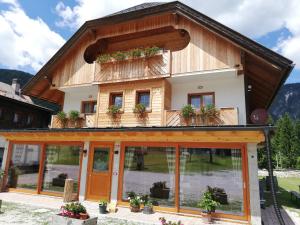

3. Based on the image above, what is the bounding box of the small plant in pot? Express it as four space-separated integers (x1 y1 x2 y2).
99 200 107 214
133 103 147 119
56 111 67 128
141 194 153 214
68 110 80 128
107 105 121 120
128 195 142 213
198 188 220 224
181 105 195 125
60 202 89 220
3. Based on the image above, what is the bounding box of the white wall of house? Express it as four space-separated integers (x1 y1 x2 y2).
247 143 261 225
61 85 98 113
0 136 8 170
168 69 247 124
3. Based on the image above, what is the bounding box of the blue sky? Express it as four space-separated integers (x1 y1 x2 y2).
0 0 299 83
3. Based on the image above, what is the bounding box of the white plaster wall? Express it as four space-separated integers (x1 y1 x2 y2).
0 136 8 170
247 143 261 225
61 85 98 113
169 70 246 124
79 141 90 201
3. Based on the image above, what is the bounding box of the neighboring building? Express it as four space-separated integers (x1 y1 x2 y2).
0 79 56 169
0 2 294 225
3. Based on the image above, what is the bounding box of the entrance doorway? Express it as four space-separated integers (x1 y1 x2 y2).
86 143 113 201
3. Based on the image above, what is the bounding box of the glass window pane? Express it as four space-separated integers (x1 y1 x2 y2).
8 144 41 190
42 145 80 194
122 146 176 208
190 96 201 108
114 96 123 108
138 92 150 107
203 95 213 106
180 147 244 215
93 148 109 172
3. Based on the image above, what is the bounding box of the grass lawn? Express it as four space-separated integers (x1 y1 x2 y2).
262 177 300 215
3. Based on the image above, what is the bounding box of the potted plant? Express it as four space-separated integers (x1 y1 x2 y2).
144 46 161 57
129 48 143 59
56 111 67 128
181 105 195 125
99 200 107 214
112 51 127 61
198 188 220 224
133 103 147 119
53 202 97 225
128 195 142 212
97 53 111 64
140 194 153 214
199 105 219 125
107 105 121 119
68 110 80 128
159 217 183 225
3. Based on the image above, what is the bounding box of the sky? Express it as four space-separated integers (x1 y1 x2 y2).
0 0 299 83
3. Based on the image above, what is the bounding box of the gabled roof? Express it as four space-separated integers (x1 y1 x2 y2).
23 1 294 110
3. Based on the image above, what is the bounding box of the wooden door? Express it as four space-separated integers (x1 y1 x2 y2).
86 143 113 201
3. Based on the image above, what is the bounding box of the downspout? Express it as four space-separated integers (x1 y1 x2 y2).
264 127 285 225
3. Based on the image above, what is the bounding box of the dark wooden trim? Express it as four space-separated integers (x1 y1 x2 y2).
81 100 97 114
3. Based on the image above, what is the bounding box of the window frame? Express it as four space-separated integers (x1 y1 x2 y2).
109 92 124 110
187 92 215 108
81 100 97 114
135 89 151 111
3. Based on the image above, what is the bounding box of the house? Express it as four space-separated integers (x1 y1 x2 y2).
0 2 294 224
0 79 58 169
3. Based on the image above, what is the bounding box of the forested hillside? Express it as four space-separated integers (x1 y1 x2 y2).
0 69 33 87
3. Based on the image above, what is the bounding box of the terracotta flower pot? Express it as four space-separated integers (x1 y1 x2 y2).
130 205 140 212
79 213 89 220
202 212 213 224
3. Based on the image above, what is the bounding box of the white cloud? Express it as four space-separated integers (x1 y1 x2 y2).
55 0 300 69
0 0 65 72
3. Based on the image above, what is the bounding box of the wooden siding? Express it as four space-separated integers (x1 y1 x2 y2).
165 108 239 126
51 114 96 128
96 79 168 127
172 18 241 74
94 50 171 84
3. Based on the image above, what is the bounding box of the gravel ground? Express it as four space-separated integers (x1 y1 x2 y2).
0 201 152 225
258 169 300 178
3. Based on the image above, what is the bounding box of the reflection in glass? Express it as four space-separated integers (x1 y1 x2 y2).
8 144 41 190
42 145 80 193
122 146 175 207
93 148 109 172
180 148 243 215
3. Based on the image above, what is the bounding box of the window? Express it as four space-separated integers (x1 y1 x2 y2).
136 90 150 108
42 144 81 193
26 114 33 125
122 145 176 208
110 92 123 108
8 144 41 190
188 93 214 108
13 112 21 123
81 101 97 114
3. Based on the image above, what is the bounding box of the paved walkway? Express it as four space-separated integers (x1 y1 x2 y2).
0 192 242 225
261 206 299 225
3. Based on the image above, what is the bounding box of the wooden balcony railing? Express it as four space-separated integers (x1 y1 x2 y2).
93 50 171 84
164 107 239 126
50 114 96 128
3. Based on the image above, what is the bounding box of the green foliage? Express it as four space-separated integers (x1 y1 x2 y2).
270 113 300 168
129 48 143 58
0 69 33 87
133 103 146 115
128 195 142 207
56 111 67 122
107 105 121 117
96 54 111 63
112 51 127 61
197 188 220 213
181 104 195 119
200 104 219 118
257 147 276 169
64 202 86 214
144 46 160 57
99 200 107 206
68 110 80 121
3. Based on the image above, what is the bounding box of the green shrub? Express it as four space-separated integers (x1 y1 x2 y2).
97 54 111 63
144 46 160 57
181 104 195 119
112 51 127 61
198 188 220 213
57 111 67 122
68 110 80 121
107 105 121 117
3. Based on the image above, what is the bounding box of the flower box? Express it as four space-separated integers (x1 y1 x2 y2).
52 214 97 225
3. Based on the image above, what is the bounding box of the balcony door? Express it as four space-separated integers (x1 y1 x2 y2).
86 143 113 201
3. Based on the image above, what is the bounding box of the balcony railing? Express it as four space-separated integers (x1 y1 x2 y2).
164 107 239 126
93 50 171 84
50 114 96 128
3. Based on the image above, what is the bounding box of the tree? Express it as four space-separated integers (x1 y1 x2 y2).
271 113 297 168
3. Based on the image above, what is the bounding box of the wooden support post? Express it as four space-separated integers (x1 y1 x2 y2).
63 179 74 203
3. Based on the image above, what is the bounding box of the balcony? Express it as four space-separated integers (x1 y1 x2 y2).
50 114 96 128
93 50 171 84
164 107 239 126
